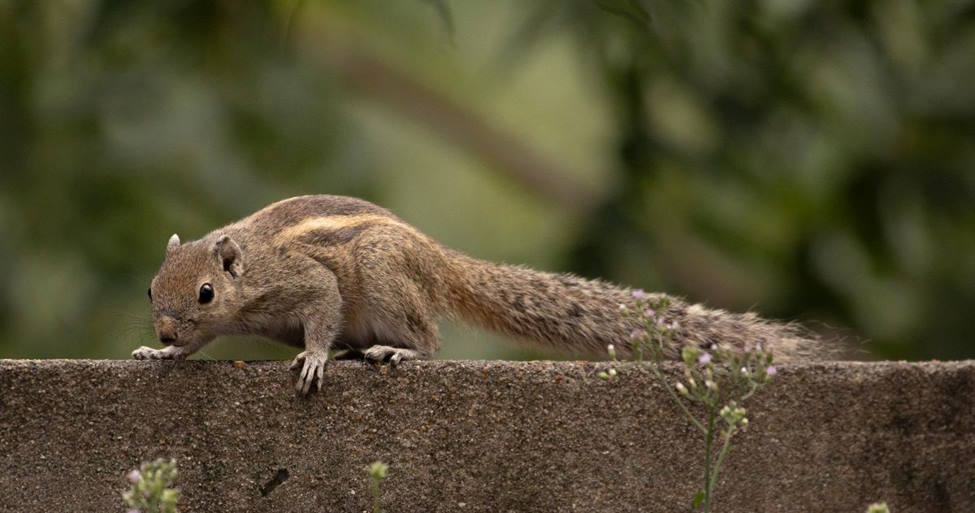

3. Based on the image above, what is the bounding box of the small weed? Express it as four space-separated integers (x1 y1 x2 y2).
122 458 180 513
368 461 389 513
619 291 775 512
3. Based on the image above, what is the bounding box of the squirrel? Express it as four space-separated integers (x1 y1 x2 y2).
135 195 816 395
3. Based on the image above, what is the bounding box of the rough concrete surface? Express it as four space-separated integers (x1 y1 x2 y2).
0 359 973 512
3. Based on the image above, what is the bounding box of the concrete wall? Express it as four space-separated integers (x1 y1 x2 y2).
0 359 972 512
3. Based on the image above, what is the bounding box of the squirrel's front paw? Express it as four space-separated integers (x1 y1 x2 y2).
290 349 328 396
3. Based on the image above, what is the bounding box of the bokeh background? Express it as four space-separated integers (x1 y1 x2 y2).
2 1 974 361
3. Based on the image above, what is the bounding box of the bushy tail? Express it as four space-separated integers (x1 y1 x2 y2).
444 251 820 361
444 252 637 356
667 303 820 362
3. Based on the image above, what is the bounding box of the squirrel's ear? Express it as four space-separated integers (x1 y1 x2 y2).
166 234 181 255
214 235 244 278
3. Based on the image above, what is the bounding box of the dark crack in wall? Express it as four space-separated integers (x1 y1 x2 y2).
0 360 973 512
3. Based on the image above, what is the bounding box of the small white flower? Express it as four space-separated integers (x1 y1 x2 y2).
127 470 141 484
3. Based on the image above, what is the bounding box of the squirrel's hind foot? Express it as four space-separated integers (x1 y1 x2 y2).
362 345 428 366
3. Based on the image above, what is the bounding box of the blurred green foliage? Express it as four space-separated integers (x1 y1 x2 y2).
1 0 973 361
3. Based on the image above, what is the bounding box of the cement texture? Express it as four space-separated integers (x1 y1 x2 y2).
0 359 973 512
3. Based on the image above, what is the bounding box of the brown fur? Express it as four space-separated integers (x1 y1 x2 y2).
135 195 819 395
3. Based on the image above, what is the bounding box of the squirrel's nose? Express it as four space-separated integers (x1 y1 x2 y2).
159 331 178 345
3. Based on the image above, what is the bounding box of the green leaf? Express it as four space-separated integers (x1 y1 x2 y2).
693 490 705 509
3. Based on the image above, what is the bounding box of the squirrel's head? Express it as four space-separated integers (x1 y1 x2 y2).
148 233 245 347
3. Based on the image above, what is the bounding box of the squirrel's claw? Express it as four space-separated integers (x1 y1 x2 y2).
291 350 327 396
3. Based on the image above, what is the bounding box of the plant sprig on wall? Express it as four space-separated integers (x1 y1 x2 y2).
604 291 776 512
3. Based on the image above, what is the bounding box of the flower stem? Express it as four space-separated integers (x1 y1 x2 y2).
708 428 735 505
740 381 758 402
703 408 716 512
371 478 381 513
647 363 706 434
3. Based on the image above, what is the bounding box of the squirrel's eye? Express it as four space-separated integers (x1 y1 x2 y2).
199 283 214 304
147 288 152 302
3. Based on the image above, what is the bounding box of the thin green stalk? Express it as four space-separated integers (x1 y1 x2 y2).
703 409 716 512
647 363 706 434
707 428 735 504
740 381 758 402
371 478 381 513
